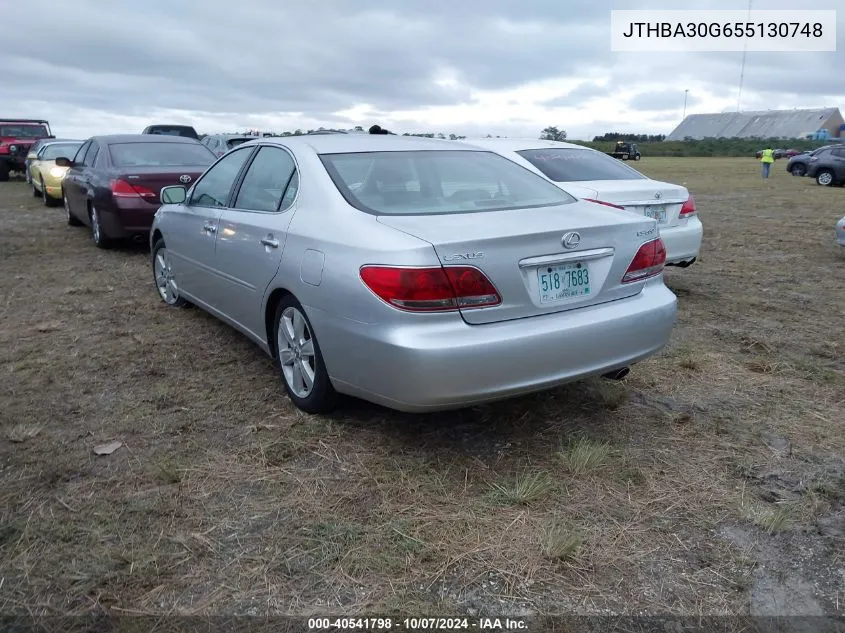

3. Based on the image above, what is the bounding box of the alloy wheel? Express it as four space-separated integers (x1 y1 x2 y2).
278 306 317 399
154 247 181 305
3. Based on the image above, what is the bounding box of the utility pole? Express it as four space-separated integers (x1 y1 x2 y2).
683 89 689 120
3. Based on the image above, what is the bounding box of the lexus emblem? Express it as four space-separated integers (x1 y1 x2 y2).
561 231 581 249
654 192 662 199
179 174 192 184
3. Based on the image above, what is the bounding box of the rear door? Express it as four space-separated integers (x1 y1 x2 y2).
212 145 299 337
165 146 255 301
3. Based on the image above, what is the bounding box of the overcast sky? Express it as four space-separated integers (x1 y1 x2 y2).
3 0 843 140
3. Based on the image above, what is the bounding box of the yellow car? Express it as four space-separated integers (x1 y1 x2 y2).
30 140 83 206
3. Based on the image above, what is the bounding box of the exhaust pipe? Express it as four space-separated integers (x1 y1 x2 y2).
673 257 697 268
602 367 630 381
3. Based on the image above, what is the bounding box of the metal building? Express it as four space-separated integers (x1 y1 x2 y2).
666 107 844 141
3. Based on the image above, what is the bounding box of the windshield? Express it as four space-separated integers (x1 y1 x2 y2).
108 142 215 167
321 150 576 216
41 143 82 160
517 148 647 182
0 125 49 138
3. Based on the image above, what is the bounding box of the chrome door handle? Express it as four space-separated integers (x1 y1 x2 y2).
261 237 279 248
203 223 217 234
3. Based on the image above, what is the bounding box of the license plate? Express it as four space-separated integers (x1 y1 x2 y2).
537 262 591 304
643 206 667 223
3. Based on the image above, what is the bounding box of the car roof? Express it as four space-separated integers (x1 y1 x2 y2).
460 138 592 152
208 134 257 139
242 134 484 154
91 134 201 144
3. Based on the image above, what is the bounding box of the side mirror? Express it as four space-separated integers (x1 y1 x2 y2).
160 185 187 205
54 157 72 167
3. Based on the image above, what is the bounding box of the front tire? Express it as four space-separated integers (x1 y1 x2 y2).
89 204 112 248
791 164 806 177
151 239 187 308
816 170 836 187
41 178 58 206
274 295 337 414
64 189 83 226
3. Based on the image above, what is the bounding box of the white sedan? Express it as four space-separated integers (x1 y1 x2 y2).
463 139 703 267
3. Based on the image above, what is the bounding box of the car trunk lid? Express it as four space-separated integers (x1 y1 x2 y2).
116 166 208 204
563 179 690 228
377 201 660 325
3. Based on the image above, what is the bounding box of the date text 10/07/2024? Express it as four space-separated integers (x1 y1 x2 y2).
307 617 528 630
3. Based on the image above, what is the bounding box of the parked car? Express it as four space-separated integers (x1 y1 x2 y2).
461 139 702 267
0 118 53 181
142 124 199 140
29 140 83 206
57 134 216 247
26 137 76 183
806 146 845 186
150 135 677 414
787 145 835 176
836 216 845 247
201 134 256 157
784 149 804 158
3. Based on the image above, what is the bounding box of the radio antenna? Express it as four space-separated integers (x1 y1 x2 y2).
737 0 753 112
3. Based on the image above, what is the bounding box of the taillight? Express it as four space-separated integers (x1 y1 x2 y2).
622 238 666 283
679 195 696 218
111 179 156 199
584 198 626 210
359 265 501 312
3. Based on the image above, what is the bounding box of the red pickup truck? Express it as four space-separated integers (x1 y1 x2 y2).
0 119 53 181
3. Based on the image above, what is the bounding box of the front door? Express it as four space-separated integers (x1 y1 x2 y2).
212 145 300 339
63 140 91 216
164 146 255 303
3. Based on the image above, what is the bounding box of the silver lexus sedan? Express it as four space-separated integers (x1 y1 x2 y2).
150 135 677 414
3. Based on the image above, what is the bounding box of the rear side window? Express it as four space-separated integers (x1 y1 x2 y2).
109 142 215 167
320 150 575 216
517 148 647 182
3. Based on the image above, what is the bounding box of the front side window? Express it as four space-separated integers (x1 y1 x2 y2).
517 148 647 182
320 150 575 216
234 146 296 212
189 147 253 208
82 142 100 167
72 141 91 164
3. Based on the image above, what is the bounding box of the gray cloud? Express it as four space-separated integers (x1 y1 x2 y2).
1 0 842 136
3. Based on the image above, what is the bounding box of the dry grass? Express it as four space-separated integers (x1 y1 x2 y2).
1 158 844 617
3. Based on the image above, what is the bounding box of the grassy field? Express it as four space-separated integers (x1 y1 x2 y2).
1 158 844 620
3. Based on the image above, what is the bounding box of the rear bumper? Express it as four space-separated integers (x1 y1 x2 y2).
662 216 703 265
310 279 677 412
99 198 160 237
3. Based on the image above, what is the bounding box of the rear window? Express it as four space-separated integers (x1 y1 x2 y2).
108 142 215 167
517 148 647 182
0 125 49 138
41 143 82 160
320 150 576 216
227 138 252 149
146 126 198 138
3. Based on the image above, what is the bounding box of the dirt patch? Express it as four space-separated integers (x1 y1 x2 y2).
1 158 844 619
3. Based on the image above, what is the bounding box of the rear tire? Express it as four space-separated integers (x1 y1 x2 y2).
89 204 112 248
273 295 338 414
816 170 836 187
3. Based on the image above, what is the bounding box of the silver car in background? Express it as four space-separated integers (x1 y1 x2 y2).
462 139 703 267
837 215 845 247
150 135 677 414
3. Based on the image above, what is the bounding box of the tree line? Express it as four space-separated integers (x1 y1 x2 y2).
199 126 838 157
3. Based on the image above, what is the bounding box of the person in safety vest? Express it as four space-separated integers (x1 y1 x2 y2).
760 147 775 179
